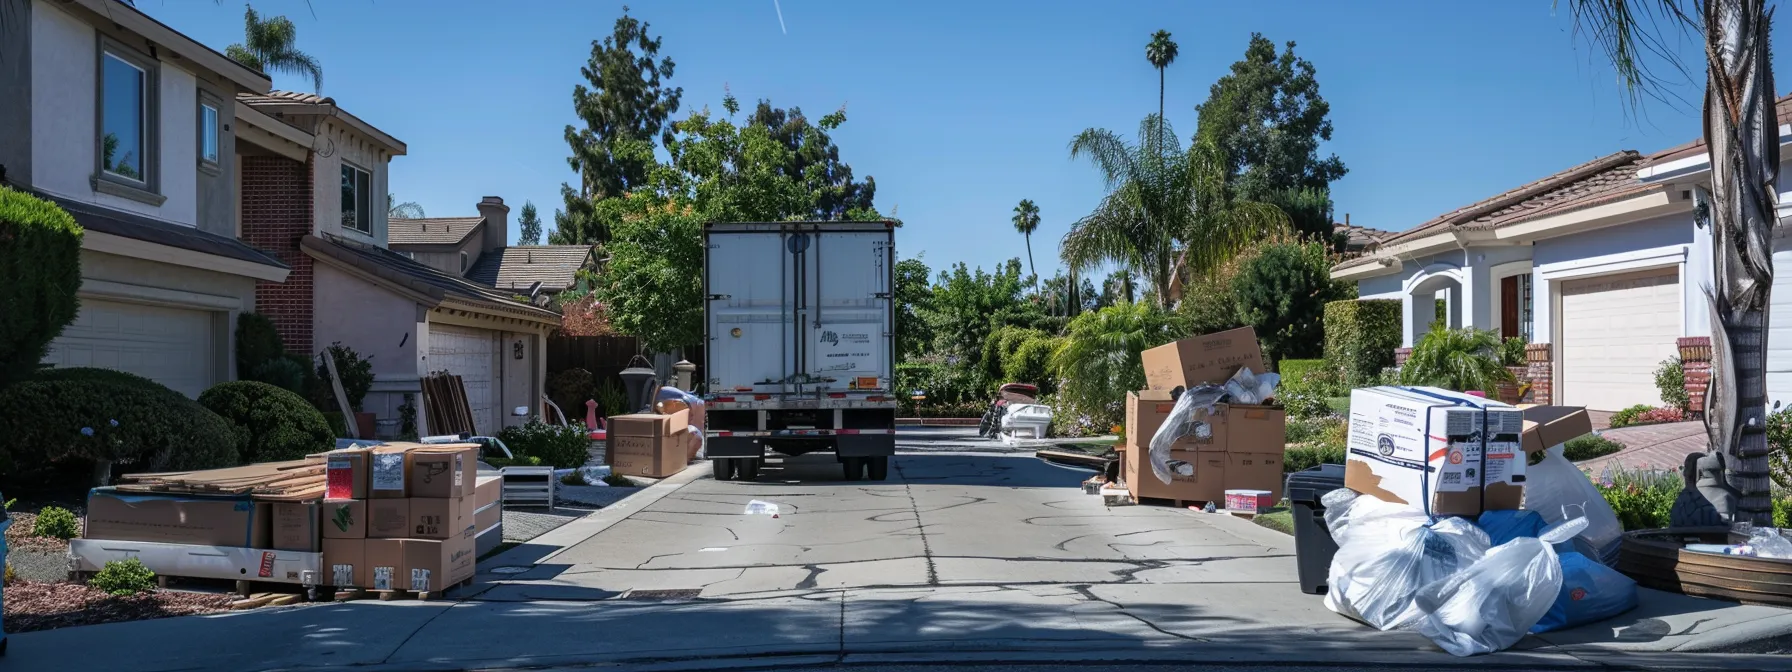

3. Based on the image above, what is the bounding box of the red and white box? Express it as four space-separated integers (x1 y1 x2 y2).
1224 489 1275 513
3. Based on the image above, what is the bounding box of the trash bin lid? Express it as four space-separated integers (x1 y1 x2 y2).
1283 463 1347 505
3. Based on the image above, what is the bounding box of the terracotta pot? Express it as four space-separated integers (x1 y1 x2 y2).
354 412 377 439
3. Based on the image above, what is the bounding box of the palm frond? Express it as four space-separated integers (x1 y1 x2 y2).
1561 0 1701 108
1068 127 1139 190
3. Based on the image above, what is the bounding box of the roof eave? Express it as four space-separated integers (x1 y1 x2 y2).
71 0 272 92
1638 124 1792 183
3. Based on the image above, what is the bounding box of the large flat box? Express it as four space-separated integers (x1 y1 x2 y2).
325 448 373 499
370 445 415 498
609 409 691 478
408 444 478 499
322 538 366 588
1141 327 1266 391
474 474 501 510
365 538 406 591
320 499 367 539
402 535 477 592
1125 390 1225 454
85 490 271 548
1345 386 1525 516
407 497 472 540
1517 405 1594 455
271 502 319 552
1222 403 1286 454
1224 452 1286 501
474 497 501 537
1123 444 1226 503
368 498 411 538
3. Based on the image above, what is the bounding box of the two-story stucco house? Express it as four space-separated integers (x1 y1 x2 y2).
1333 96 1792 412
232 94 560 437
0 0 290 397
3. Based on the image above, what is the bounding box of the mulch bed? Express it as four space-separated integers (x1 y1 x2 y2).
2 581 232 633
4 512 86 553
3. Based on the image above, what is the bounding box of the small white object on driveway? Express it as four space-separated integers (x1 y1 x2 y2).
743 500 780 516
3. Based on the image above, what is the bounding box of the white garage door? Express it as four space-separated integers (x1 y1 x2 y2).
1767 240 1792 410
43 299 215 397
1559 267 1681 411
428 324 497 435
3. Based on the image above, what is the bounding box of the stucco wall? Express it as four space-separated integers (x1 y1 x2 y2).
1530 211 1702 343
404 235 486 276
0 0 31 187
313 261 424 436
194 78 237 239
310 118 391 247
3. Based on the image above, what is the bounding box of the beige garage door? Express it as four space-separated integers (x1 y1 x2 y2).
428 324 498 435
43 299 215 397
1559 267 1680 411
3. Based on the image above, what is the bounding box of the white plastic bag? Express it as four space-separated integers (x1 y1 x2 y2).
1523 443 1622 564
1325 508 1490 631
1414 518 1589 656
1320 487 1361 544
743 500 780 516
1748 528 1792 559
1146 384 1225 484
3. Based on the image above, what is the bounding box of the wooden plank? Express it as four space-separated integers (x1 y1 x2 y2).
322 351 360 440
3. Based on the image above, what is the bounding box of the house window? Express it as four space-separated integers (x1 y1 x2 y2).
97 45 158 197
198 99 220 169
1518 273 1534 341
341 163 371 233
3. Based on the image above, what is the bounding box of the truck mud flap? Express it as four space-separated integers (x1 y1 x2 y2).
707 436 764 458
835 434 895 457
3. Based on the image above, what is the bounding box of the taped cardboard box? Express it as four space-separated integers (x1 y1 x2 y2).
1221 403 1285 454
1140 327 1266 391
1516 404 1594 455
1123 444 1227 502
370 445 414 499
365 538 405 591
1344 386 1525 516
402 535 477 592
409 444 478 499
85 490 271 548
408 497 472 540
368 498 411 539
322 538 366 588
1125 390 1226 454
271 501 320 552
609 409 691 478
325 447 372 499
320 499 367 539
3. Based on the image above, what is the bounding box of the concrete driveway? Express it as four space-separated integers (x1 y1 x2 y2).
9 428 1792 672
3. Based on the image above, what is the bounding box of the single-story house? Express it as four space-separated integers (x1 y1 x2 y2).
1333 97 1792 411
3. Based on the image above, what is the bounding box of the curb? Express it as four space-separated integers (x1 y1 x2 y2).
895 418 982 426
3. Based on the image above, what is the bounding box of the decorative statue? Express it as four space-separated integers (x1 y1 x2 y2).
1670 451 1743 527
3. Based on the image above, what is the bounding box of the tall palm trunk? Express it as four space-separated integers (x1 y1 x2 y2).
1025 234 1037 285
1702 0 1778 526
1158 68 1166 135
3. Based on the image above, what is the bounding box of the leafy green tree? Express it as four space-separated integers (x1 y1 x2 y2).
1232 241 1352 364
591 195 704 352
1012 199 1040 283
1193 34 1345 240
1101 269 1137 306
225 6 323 91
895 256 934 361
743 99 880 221
1053 303 1190 426
1145 30 1179 140
388 194 424 220
517 201 542 246
0 187 82 389
921 259 1041 364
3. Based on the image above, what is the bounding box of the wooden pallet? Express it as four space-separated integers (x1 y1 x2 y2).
327 577 474 602
1134 496 1215 510
421 373 477 436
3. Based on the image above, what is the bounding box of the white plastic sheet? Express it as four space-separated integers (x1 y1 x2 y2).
1413 518 1588 656
1324 500 1491 631
743 500 780 516
1524 443 1623 564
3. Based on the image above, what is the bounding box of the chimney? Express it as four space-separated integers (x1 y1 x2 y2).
1345 213 1351 227
476 196 510 252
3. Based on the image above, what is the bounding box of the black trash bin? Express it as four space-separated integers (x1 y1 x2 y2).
1285 463 1347 595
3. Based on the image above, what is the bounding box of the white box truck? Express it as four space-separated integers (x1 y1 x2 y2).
702 221 898 481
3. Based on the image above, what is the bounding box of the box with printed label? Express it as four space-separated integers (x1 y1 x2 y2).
1125 390 1226 454
85 490 271 548
1123 444 1226 503
271 501 319 552
1140 327 1266 391
370 445 414 498
368 498 411 538
407 497 471 540
608 410 690 478
320 499 367 539
408 444 478 499
1224 452 1286 501
401 535 477 592
1345 386 1525 516
325 447 372 499
321 538 366 588
364 539 406 591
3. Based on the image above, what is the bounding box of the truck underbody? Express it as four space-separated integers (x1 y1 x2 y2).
704 405 896 481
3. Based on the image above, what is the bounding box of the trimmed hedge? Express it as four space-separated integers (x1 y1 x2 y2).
1323 299 1401 387
199 380 335 464
0 187 83 389
0 368 238 476
1277 358 1325 382
497 420 591 469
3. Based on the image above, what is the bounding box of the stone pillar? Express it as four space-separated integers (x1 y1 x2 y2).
1524 343 1553 405
1679 337 1712 418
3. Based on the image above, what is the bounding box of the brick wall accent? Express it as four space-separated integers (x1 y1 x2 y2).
1523 343 1553 405
240 155 315 357
1394 347 1413 368
1679 336 1712 417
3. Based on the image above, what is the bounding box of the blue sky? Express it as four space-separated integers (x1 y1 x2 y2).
143 0 1789 279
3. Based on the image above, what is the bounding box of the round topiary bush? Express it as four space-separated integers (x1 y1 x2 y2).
0 187 83 390
198 380 334 464
0 368 239 477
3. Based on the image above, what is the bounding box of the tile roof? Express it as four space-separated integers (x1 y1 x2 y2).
36 192 287 270
1642 93 1792 166
300 234 559 323
1373 151 1650 249
237 91 333 106
1334 221 1392 249
465 245 595 291
387 217 484 246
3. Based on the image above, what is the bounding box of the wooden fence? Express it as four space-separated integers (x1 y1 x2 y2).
546 335 704 384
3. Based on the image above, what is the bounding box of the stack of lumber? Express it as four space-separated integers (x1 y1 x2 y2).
420 373 477 436
115 458 327 501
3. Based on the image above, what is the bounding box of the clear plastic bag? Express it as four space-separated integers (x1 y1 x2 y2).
1320 487 1361 544
1414 517 1588 656
1325 508 1491 631
1531 550 1638 633
743 500 780 516
1524 444 1622 564
1146 384 1225 484
1748 528 1792 559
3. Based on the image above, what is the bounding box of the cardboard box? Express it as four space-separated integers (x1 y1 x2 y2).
474 474 501 509
609 410 691 478
1224 452 1287 501
326 448 373 499
402 535 477 592
1225 490 1276 513
1517 405 1594 455
1221 403 1286 454
365 538 406 591
321 538 366 588
408 497 472 540
271 502 320 552
1123 444 1227 502
408 444 478 499
370 445 415 498
85 490 271 548
368 498 411 538
1125 390 1226 454
473 497 501 537
320 499 367 539
1344 386 1525 516
1140 327 1266 391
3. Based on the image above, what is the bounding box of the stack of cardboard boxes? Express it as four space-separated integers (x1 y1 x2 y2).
318 443 500 593
1121 327 1288 505
607 408 697 478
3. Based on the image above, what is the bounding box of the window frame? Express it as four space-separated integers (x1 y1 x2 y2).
341 162 373 234
92 37 163 205
197 92 221 174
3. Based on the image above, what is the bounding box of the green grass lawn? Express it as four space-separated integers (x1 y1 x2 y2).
1252 505 1294 535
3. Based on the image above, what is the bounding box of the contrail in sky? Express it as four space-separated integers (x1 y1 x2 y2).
772 0 787 34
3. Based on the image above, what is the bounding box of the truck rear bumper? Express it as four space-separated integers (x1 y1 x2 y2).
704 433 896 458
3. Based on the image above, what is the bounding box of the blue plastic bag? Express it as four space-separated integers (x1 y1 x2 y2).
1530 551 1638 633
1478 509 1546 546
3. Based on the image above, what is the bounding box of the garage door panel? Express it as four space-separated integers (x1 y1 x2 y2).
1768 245 1792 409
1560 268 1680 411
44 300 214 398
428 324 498 436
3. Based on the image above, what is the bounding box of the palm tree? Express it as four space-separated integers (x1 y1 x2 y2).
1012 199 1041 283
1105 269 1137 305
1062 114 1288 308
1145 30 1179 131
226 5 323 92
388 193 425 219
1570 0 1776 525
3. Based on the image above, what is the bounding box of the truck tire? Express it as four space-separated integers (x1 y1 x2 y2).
739 458 761 481
841 457 863 481
867 455 889 481
713 458 737 481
